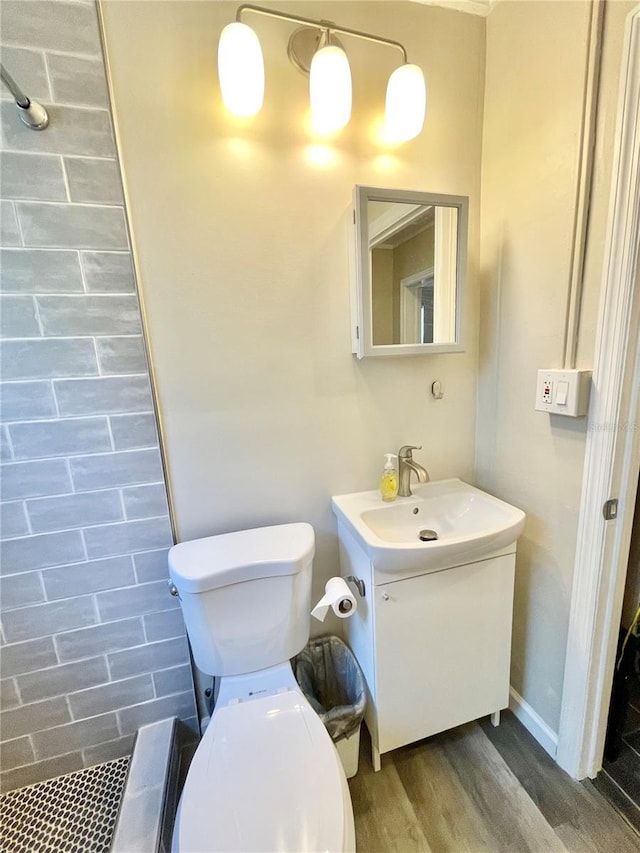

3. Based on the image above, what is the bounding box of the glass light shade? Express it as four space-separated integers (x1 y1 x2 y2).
309 45 352 134
218 22 264 117
385 63 426 142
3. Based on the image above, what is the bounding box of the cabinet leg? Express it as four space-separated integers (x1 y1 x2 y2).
371 742 381 772
491 710 501 727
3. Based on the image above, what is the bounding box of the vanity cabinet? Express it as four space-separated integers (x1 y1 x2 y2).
337 522 516 770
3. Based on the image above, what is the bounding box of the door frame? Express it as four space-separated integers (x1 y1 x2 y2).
556 4 640 779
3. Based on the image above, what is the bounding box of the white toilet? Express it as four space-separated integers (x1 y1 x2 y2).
168 522 356 853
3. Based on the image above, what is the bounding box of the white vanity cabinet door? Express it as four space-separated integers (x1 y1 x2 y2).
374 554 515 755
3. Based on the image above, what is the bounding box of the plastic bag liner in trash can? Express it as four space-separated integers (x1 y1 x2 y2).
293 635 366 742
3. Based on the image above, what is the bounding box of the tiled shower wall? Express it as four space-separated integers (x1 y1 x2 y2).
0 0 197 792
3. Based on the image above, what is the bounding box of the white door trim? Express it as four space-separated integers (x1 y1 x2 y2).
556 4 640 780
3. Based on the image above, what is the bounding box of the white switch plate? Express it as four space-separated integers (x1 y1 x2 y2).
535 369 591 417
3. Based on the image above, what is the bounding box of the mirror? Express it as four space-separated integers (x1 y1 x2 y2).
350 186 468 358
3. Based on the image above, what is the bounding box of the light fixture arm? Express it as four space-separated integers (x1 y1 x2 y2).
235 4 408 64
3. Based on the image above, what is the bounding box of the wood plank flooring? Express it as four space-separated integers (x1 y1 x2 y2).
348 712 640 852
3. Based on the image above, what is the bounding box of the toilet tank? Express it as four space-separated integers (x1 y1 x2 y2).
168 523 314 676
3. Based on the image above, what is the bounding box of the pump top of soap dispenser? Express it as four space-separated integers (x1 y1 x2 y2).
384 454 395 470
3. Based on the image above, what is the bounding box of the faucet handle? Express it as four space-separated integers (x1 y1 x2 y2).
398 445 422 459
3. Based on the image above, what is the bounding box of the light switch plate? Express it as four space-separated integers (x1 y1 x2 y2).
535 369 591 417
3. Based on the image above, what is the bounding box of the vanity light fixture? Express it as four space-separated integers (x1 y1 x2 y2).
218 4 426 142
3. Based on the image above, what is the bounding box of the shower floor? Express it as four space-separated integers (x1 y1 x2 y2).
0 756 129 853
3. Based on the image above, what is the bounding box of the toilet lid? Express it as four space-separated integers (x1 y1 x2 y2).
175 690 350 853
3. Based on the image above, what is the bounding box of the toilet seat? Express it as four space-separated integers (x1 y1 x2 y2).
172 689 355 852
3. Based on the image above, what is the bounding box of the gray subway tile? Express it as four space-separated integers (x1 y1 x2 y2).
0 570 44 609
65 157 123 205
2 595 96 643
99 580 175 622
82 734 135 766
143 610 186 643
81 252 135 293
0 501 30 538
108 636 189 681
0 338 98 380
0 636 57 678
134 549 171 583
96 337 147 375
0 459 71 500
1 427 12 461
27 490 123 534
2 736 35 771
123 484 168 521
0 678 20 710
1 201 21 246
18 656 108 704
38 295 141 336
56 617 144 663
48 54 108 108
0 529 84 574
1 753 83 794
0 249 83 293
16 202 128 251
9 417 111 459
0 696 71 741
117 692 196 736
0 295 39 337
1 152 66 202
0 380 56 421
1 1 102 54
32 713 119 761
70 674 154 720
85 518 173 560
110 414 159 451
1 103 115 158
42 556 135 601
70 449 163 491
0 46 50 103
54 375 152 417
153 664 193 698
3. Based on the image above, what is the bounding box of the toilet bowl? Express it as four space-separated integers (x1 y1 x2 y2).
168 523 356 853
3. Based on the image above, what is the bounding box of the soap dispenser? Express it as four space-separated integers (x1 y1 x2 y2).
380 453 398 502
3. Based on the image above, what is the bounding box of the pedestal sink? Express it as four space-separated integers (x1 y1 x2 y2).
332 478 526 770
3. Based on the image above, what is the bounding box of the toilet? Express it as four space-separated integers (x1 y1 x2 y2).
168 522 356 853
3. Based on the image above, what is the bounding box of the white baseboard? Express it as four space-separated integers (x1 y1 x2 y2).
509 686 558 759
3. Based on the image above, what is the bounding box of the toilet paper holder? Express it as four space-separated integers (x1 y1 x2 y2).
345 575 366 598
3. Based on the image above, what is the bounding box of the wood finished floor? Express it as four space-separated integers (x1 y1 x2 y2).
348 711 640 852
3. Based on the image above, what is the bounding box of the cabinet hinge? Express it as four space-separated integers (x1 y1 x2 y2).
356 325 359 340
603 498 618 520
353 209 356 224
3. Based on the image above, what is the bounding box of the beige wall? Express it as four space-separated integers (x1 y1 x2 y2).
371 248 394 345
477 0 635 733
99 1 485 621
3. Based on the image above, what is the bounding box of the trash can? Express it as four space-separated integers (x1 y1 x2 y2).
293 635 366 779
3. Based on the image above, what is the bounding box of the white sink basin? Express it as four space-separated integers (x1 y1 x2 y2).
332 478 525 576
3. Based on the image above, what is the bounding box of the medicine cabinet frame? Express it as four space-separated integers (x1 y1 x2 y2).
350 185 469 358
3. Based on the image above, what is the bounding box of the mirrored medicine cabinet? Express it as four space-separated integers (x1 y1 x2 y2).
349 185 469 358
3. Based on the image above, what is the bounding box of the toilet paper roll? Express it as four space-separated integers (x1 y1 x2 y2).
311 576 357 622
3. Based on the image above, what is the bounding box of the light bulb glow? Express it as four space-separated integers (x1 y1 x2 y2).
309 45 352 135
385 63 426 142
218 22 264 117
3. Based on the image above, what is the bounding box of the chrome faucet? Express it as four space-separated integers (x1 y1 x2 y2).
398 445 429 497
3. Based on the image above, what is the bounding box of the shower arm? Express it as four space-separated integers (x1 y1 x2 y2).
0 63 49 130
